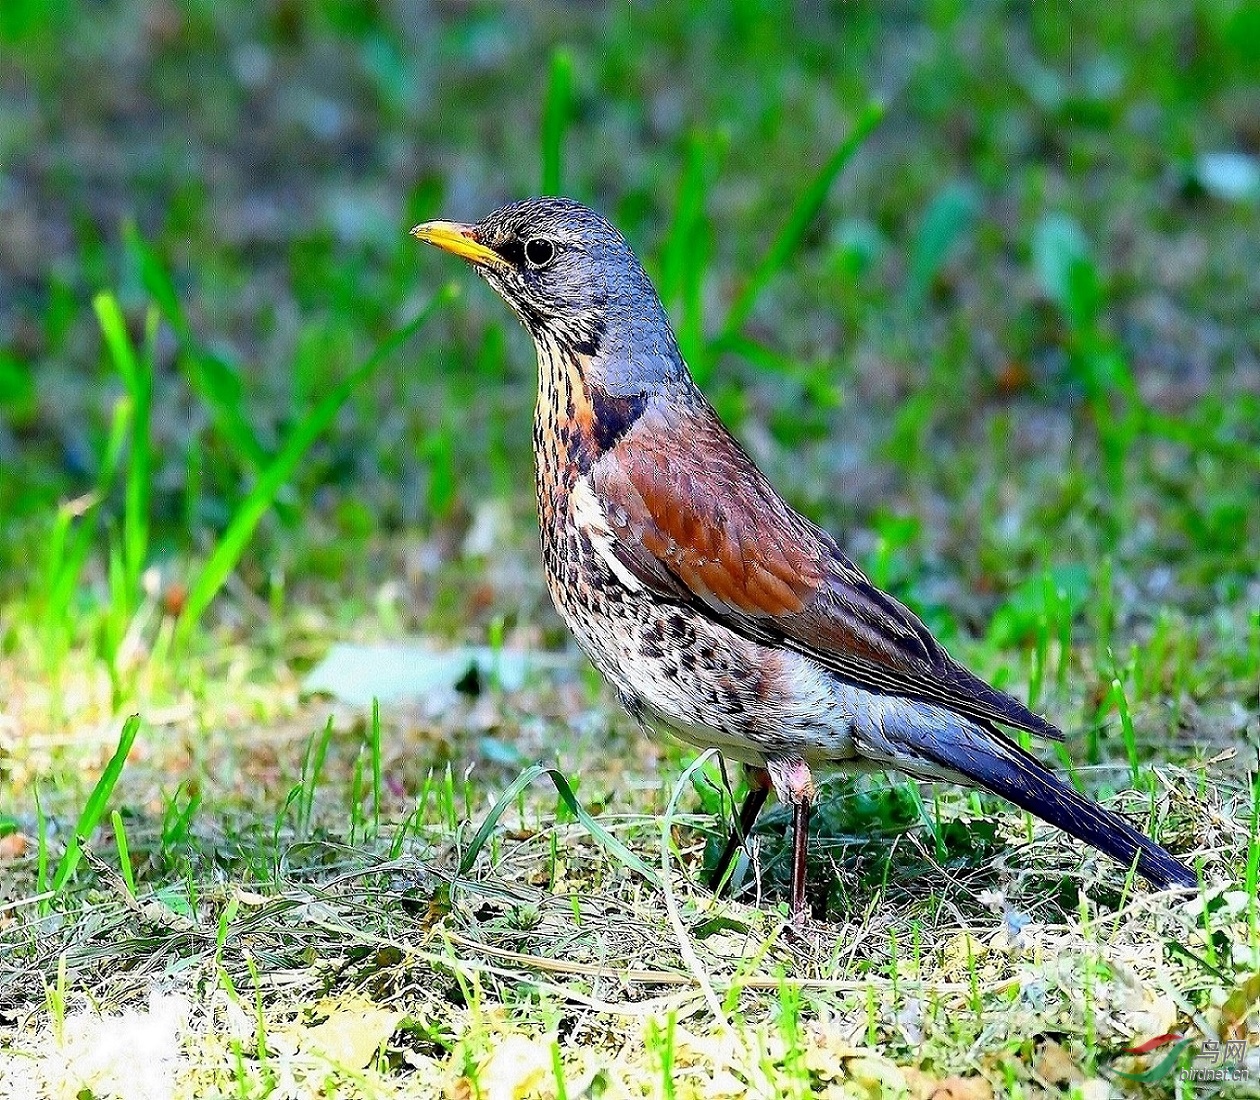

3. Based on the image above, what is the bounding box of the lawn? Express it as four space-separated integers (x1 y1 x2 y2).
1 2 1259 1097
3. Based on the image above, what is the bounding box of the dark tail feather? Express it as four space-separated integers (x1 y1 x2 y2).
896 718 1195 890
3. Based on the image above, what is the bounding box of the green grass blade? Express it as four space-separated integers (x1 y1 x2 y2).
658 134 715 371
658 133 708 311
370 698 383 837
1145 409 1260 473
1109 668 1141 785
93 293 156 615
904 781 946 862
43 499 97 682
297 716 335 840
162 782 201 852
35 783 48 898
1245 775 1259 924
173 288 454 646
50 714 142 896
93 291 139 390
42 400 122 704
111 809 137 897
551 1041 569 1100
460 764 544 873
459 763 660 886
541 47 574 195
131 307 157 596
98 392 132 491
720 98 884 340
710 333 800 374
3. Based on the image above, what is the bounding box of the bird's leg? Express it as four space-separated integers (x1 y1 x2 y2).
789 797 812 923
766 755 817 924
709 765 772 893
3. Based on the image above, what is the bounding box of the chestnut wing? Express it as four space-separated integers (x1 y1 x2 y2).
593 402 1063 742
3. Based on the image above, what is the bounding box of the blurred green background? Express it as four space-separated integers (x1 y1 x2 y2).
2 7 1257 1085
1 0 1257 744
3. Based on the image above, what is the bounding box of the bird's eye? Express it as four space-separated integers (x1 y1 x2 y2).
524 237 555 268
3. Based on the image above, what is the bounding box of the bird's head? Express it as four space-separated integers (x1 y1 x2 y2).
412 197 684 396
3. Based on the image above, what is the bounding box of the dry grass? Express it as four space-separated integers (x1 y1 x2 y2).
1 673 1255 1097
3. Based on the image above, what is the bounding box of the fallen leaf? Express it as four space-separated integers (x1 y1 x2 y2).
0 831 29 860
299 997 402 1070
932 1075 993 1100
1222 972 1260 1038
802 1036 862 1078
1195 151 1260 202
848 1054 906 1098
1037 1039 1083 1085
901 1067 940 1100
304 641 564 705
477 1033 552 1100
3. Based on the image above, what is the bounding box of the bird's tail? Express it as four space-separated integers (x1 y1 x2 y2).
862 699 1196 890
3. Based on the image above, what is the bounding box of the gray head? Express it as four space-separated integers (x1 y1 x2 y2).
412 198 685 396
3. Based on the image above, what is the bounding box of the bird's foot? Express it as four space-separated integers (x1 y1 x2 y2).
780 908 827 949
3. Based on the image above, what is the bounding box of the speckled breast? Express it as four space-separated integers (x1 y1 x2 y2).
529 338 856 767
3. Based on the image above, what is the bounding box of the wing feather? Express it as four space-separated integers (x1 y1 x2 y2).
594 400 1064 742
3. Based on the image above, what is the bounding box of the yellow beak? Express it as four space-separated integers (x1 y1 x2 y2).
410 220 509 269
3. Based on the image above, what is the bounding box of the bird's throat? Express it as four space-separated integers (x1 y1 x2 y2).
533 337 597 525
531 336 652 540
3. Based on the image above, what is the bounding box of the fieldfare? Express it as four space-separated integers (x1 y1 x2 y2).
413 197 1194 921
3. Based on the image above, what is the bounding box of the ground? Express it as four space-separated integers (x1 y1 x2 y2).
1 2 1259 1097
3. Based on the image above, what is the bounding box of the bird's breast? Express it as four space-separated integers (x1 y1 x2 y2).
537 473 861 768
526 338 859 765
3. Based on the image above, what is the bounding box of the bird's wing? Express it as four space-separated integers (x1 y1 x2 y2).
591 399 1063 742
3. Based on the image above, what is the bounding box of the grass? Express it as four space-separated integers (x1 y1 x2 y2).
1 1 1259 1096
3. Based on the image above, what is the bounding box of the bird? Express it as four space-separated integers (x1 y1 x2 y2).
412 197 1195 921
